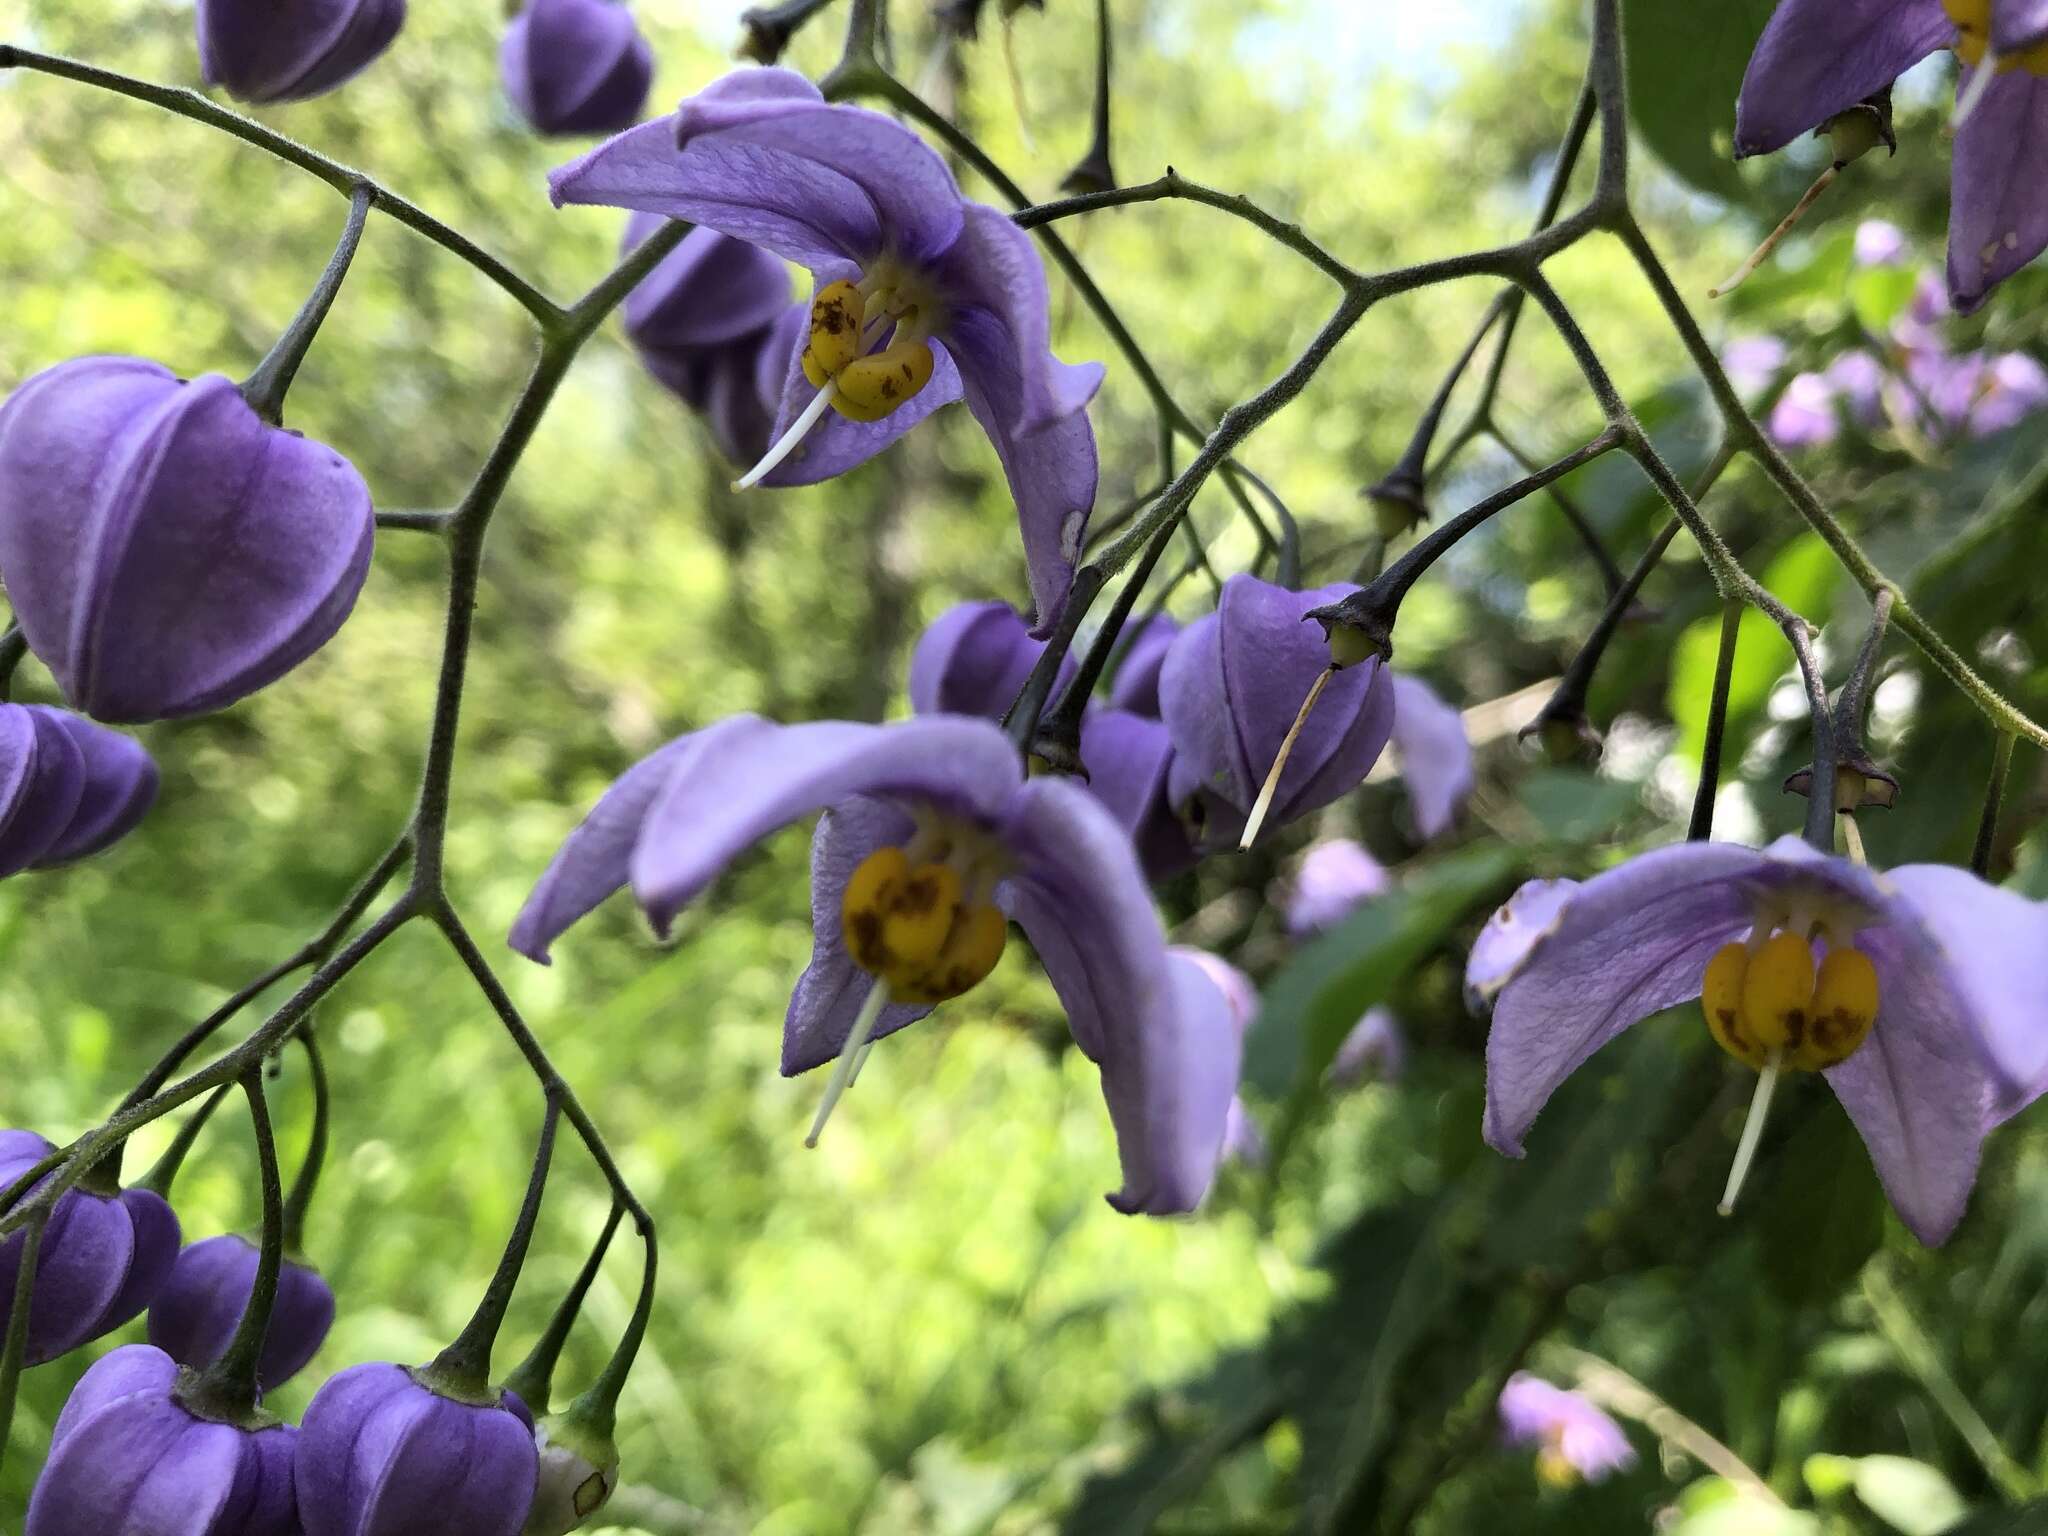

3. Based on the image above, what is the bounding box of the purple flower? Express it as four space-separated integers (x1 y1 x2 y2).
197 0 406 103
1473 836 2048 1244
1159 575 1395 848
551 69 1103 632
1721 335 1788 397
1285 839 1391 938
502 0 653 138
509 715 1239 1213
1768 371 1841 448
1498 1372 1635 1486
621 213 794 465
1079 709 1199 883
0 357 375 723
1735 0 2048 311
1390 674 1474 841
26 1345 298 1535
1956 350 2048 435
0 1131 180 1366
1855 218 1910 266
1106 613 1177 716
0 704 158 874
1326 1007 1405 1088
908 599 1074 720
1823 349 1887 426
296 1362 538 1536
148 1234 337 1392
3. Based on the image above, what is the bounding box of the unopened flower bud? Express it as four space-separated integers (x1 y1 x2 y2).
0 705 158 875
0 357 375 724
148 1233 336 1392
1365 469 1429 541
197 0 406 104
502 0 654 137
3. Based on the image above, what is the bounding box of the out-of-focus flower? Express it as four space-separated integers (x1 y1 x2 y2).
1768 371 1841 448
1498 1372 1635 1487
1390 674 1475 840
0 705 157 875
1722 335 1788 397
1285 839 1390 938
1854 218 1910 267
502 0 653 137
1326 1007 1405 1088
1823 349 1886 426
197 0 405 104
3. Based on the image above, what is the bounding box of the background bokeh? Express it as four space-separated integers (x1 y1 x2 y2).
4 0 2048 1532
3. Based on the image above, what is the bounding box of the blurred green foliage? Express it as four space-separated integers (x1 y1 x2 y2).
4 0 2048 1532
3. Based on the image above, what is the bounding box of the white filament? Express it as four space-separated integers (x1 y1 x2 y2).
1718 1047 1783 1217
1239 665 1335 851
1952 55 2000 133
1709 167 1838 298
805 976 889 1148
732 379 838 492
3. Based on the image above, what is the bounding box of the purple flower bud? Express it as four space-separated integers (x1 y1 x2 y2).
502 0 654 137
524 1411 619 1534
0 705 158 873
1285 839 1391 938
197 0 407 104
908 600 1076 720
148 1234 337 1392
1159 575 1395 846
0 1132 180 1366
1105 613 1177 716
621 213 795 466
0 357 375 724
1766 371 1840 449
1720 335 1787 398
296 1362 538 1535
26 1345 298 1535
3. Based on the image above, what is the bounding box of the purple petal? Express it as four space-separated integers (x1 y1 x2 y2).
91 1184 180 1337
1285 838 1391 938
757 320 966 486
1769 371 1841 449
0 704 86 876
1994 0 2048 51
1220 1095 1268 1169
47 1343 178 1456
1949 71 2048 313
1106 613 1177 716
296 1361 413 1524
1464 877 1580 1012
631 715 1024 935
954 363 1099 637
1879 863 2048 1115
1326 1007 1405 1088
1170 946 1258 1034
551 116 881 273
782 798 934 1074
929 204 1103 437
1485 843 1786 1154
1079 710 1198 883
27 1365 247 1536
1854 218 1910 266
621 215 792 352
29 708 158 865
1390 674 1474 841
999 779 1234 1213
1498 1373 1636 1479
908 600 1067 720
1733 0 1949 157
509 727 718 963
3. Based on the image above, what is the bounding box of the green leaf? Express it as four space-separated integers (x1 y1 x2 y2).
1851 1457 1970 1536
1244 844 1520 1101
1669 532 1842 762
1851 264 1921 335
1620 0 1779 200
1756 1105 1886 1306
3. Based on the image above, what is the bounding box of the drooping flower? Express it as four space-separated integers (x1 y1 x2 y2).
1473 836 2048 1244
1389 674 1474 841
0 1131 180 1366
1498 1372 1636 1487
502 0 654 138
1079 709 1198 883
1285 838 1390 938
25 1344 299 1536
196 0 406 104
508 714 1239 1212
908 599 1073 720
0 705 158 875
1855 217 1911 266
1734 0 2048 311
0 357 375 723
1767 371 1842 448
296 1362 538 1536
551 69 1103 632
148 1233 336 1392
1159 575 1395 850
621 213 795 466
